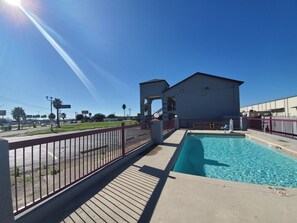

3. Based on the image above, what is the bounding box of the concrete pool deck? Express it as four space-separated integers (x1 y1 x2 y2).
151 130 297 223
37 129 297 223
151 171 297 223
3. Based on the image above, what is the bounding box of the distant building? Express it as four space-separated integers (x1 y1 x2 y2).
139 72 244 128
241 95 297 117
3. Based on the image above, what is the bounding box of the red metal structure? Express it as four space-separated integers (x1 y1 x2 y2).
179 118 241 130
163 120 175 134
9 123 151 215
247 117 297 139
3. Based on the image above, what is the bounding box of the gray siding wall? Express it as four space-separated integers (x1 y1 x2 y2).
140 81 169 100
164 75 240 120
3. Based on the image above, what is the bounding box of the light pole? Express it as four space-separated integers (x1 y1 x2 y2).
46 96 53 131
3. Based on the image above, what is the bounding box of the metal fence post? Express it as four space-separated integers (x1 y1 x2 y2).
0 139 15 223
121 122 125 157
269 117 272 134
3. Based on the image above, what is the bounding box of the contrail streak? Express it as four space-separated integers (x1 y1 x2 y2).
19 6 98 99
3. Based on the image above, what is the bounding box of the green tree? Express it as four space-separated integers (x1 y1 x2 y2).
48 113 56 120
0 118 7 126
60 113 66 120
92 113 105 122
53 98 62 127
136 113 141 123
107 114 116 118
76 114 84 121
122 104 126 118
11 107 26 130
83 116 90 123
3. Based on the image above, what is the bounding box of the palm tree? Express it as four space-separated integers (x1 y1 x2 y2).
60 113 66 121
11 107 26 130
53 98 62 127
122 104 126 119
48 113 56 120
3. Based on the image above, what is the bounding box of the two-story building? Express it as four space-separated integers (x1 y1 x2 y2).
140 72 244 128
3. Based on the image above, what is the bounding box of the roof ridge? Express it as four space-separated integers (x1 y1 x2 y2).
139 79 169 85
163 72 243 92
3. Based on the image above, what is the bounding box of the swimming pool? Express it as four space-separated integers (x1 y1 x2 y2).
173 134 297 188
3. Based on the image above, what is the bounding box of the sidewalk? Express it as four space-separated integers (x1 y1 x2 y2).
43 130 186 223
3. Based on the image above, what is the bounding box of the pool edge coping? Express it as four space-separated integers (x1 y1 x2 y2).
187 130 297 158
245 133 297 158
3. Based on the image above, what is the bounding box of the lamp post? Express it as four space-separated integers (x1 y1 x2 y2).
46 96 53 131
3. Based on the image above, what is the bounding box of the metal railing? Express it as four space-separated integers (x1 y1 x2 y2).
179 118 240 130
248 117 297 139
9 123 151 215
163 120 175 134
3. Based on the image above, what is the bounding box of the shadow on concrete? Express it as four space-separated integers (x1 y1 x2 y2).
136 145 180 223
15 144 156 223
161 142 180 147
58 144 179 223
59 153 156 223
18 132 182 223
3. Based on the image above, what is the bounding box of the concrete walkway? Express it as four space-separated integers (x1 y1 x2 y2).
37 129 297 223
52 130 186 223
244 130 297 157
152 172 297 223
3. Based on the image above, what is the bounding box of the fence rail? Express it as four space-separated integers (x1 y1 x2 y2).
163 120 175 134
248 117 297 139
179 118 240 130
9 123 151 215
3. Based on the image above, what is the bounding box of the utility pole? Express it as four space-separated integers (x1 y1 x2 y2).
46 96 53 131
129 108 131 117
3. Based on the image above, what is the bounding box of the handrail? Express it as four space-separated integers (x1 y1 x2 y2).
8 123 151 215
247 117 297 139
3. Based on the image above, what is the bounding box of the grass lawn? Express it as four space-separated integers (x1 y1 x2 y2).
27 120 138 136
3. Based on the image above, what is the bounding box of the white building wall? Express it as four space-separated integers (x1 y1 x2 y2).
241 95 297 117
288 97 297 117
267 102 271 111
275 100 285 109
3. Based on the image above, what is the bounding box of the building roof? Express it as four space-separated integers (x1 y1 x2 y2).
164 72 244 92
139 79 169 86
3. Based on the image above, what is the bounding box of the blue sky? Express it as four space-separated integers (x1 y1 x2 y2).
1 0 297 119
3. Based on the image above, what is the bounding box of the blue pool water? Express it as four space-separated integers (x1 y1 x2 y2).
173 134 297 188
